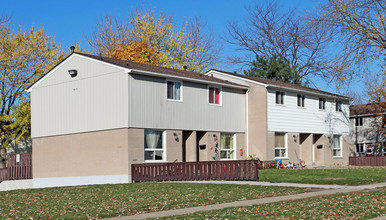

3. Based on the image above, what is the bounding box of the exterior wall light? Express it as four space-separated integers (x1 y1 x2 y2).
173 133 179 142
293 135 297 143
68 69 78 78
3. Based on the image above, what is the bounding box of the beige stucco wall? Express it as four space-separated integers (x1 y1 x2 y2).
247 83 268 160
127 128 144 171
33 128 130 178
184 131 197 162
236 133 246 160
166 130 183 162
300 133 313 165
322 135 351 166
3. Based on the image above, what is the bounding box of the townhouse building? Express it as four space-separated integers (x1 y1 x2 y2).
27 52 353 187
206 70 352 167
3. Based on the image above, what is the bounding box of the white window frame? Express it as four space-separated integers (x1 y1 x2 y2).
166 80 183 102
208 86 222 106
319 98 326 110
355 143 365 156
275 91 285 105
274 132 287 159
220 133 235 160
333 135 342 157
355 117 363 126
336 101 342 112
297 94 305 107
144 129 166 162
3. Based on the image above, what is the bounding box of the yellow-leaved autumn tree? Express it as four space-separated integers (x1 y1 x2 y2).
0 22 62 168
87 7 220 72
105 41 160 65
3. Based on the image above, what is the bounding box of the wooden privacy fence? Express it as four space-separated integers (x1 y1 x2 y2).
349 156 386 166
132 160 259 183
0 153 32 182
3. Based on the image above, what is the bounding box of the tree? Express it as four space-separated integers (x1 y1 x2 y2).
368 72 386 155
314 0 386 69
0 23 62 168
87 7 220 72
225 1 342 86
244 55 303 85
105 41 160 65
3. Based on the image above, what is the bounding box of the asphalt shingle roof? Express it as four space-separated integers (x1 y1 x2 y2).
208 69 351 100
350 103 386 116
76 53 246 88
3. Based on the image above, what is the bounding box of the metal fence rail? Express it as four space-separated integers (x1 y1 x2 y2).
0 153 32 182
349 156 386 166
132 160 259 183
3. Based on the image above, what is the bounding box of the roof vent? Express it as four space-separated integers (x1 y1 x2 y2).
70 46 75 53
183 66 187 71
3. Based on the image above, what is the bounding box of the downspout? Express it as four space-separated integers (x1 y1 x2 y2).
312 134 315 164
246 89 250 157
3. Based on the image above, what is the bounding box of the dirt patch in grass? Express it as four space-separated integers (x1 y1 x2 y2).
322 177 346 180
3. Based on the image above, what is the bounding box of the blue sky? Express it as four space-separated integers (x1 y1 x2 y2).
3 0 370 99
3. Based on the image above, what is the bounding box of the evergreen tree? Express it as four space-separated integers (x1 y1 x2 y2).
244 55 303 85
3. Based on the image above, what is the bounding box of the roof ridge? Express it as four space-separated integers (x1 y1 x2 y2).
208 69 351 100
74 53 247 88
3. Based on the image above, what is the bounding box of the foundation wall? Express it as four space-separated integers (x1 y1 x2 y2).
32 128 130 188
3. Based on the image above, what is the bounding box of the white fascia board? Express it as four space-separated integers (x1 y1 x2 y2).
26 53 130 92
350 112 386 118
205 70 268 87
131 69 249 90
266 84 352 101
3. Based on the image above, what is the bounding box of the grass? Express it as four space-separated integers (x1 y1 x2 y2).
164 188 386 219
259 167 386 185
0 182 307 219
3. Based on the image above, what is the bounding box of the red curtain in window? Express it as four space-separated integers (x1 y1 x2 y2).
215 88 220 104
209 87 214 103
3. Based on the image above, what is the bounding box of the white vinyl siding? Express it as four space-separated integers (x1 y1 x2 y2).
129 74 245 132
267 89 350 134
31 56 129 138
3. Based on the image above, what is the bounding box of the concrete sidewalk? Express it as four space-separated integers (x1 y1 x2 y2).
109 182 386 220
180 180 386 190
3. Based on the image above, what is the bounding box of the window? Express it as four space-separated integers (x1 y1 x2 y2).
355 117 363 126
297 94 305 107
166 81 182 101
275 91 285 104
336 101 342 112
319 98 326 110
356 143 365 155
333 135 342 157
208 87 221 105
144 130 164 161
220 133 235 159
274 133 287 158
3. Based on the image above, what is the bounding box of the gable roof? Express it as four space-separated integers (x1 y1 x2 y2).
207 69 351 100
27 53 248 92
350 103 386 116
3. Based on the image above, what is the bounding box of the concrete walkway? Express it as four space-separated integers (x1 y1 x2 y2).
109 181 386 220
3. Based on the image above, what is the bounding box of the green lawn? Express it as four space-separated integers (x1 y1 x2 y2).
0 182 307 219
259 167 386 185
166 188 386 219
